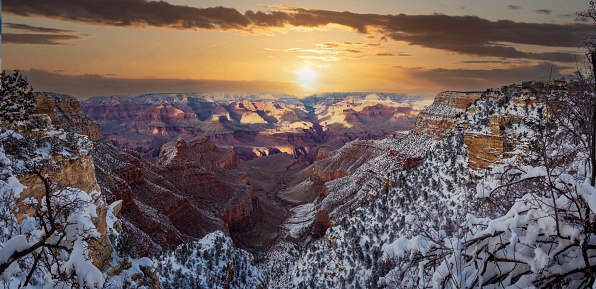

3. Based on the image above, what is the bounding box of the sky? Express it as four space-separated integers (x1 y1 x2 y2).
1 0 594 98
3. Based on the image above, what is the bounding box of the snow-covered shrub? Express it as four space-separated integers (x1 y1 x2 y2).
155 231 263 289
0 70 35 125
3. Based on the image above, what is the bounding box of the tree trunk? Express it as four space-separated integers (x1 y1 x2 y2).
591 51 596 187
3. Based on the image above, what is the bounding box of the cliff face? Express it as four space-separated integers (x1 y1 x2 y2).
414 91 482 139
17 141 113 270
93 141 227 256
464 133 503 170
34 92 101 141
432 91 483 109
15 93 111 269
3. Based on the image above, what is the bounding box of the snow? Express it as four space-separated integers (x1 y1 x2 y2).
155 231 263 288
0 122 108 288
7 176 25 198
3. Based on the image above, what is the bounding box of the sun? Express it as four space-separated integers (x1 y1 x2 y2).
295 67 319 88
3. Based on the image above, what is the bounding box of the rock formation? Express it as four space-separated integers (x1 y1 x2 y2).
93 141 227 256
414 91 482 139
81 93 428 161
15 94 111 269
34 92 101 141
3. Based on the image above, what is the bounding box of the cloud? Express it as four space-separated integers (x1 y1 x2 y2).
394 62 569 90
3 33 84 45
344 49 363 54
3 22 87 45
536 9 552 15
19 69 302 98
376 52 394 56
317 42 342 48
458 60 521 64
4 0 250 30
507 5 521 10
4 0 590 61
4 22 76 33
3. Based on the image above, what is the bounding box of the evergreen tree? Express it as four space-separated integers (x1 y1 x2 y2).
0 70 34 124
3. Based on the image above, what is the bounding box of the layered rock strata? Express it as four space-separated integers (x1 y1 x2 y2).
34 92 101 141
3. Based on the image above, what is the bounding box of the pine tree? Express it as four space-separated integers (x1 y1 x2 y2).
0 70 35 124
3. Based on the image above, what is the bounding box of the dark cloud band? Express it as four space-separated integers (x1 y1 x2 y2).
4 0 590 61
3 33 83 45
4 22 77 33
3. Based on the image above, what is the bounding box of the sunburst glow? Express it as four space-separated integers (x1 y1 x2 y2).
295 67 319 88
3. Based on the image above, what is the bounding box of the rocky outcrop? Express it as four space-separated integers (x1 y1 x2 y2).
13 123 113 270
414 91 482 139
464 133 504 170
464 113 524 170
312 211 331 238
34 92 101 141
433 91 483 109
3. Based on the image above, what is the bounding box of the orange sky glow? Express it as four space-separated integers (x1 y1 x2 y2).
1 0 592 98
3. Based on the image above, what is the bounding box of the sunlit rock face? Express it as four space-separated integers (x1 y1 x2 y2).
34 92 101 141
414 91 482 139
81 93 429 161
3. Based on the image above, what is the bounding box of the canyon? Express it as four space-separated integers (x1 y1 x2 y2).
78 90 508 250
75 92 433 252
9 84 549 288
35 89 523 256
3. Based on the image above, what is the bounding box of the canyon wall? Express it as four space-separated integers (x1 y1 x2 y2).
81 94 426 161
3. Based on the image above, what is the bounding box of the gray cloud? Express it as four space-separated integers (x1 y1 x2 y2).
3 0 589 61
3 33 84 45
507 5 521 10
4 22 77 33
536 9 552 15
394 62 569 90
18 69 302 99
